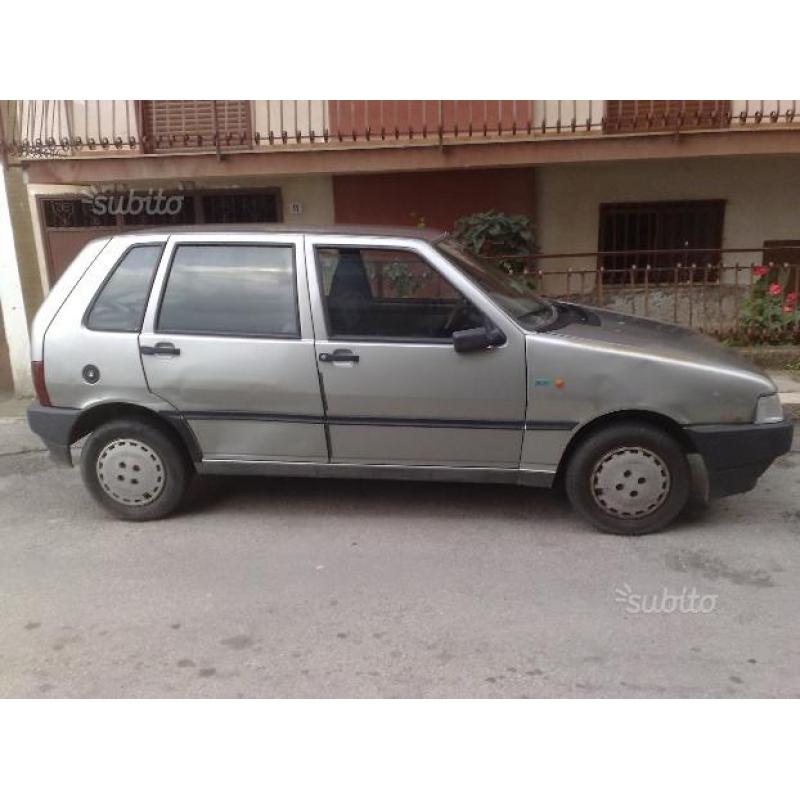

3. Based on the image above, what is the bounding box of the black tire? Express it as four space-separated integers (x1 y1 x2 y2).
80 418 191 521
564 422 690 535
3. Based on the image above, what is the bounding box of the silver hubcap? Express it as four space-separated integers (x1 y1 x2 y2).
590 446 670 519
96 438 165 506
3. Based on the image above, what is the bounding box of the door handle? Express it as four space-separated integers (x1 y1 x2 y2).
140 341 181 357
319 349 359 364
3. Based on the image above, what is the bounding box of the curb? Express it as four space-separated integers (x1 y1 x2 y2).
735 345 800 370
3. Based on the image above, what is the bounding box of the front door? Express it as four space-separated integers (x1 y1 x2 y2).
140 234 326 462
306 237 527 468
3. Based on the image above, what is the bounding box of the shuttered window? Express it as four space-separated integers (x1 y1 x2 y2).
140 101 252 151
604 101 730 132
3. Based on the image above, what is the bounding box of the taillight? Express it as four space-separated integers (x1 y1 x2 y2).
31 361 52 406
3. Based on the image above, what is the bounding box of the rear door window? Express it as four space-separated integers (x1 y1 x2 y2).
85 244 162 332
157 244 298 337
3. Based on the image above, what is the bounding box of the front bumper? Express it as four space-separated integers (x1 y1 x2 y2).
26 402 80 466
684 419 794 497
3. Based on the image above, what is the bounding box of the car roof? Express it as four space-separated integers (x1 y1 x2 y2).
111 224 449 242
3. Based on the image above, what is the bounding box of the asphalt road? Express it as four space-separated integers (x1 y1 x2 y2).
1 420 798 698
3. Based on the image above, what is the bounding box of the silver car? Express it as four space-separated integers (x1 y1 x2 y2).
27 226 793 534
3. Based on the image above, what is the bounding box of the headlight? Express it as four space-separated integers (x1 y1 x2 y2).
755 394 784 424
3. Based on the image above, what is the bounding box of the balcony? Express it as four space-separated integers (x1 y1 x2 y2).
2 100 800 162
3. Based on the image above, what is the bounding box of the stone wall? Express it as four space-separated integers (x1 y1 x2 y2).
562 284 750 334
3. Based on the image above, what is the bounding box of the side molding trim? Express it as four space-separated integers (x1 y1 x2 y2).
196 458 555 488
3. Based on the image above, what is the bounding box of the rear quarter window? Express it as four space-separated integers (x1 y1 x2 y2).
85 244 163 332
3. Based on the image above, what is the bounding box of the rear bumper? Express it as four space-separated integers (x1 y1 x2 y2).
684 419 794 497
26 402 80 467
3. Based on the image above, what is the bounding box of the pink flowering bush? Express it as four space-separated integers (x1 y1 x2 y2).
739 265 800 341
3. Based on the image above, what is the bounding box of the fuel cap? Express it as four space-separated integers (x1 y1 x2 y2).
82 364 100 384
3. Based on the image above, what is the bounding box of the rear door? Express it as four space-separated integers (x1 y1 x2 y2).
306 235 527 467
139 233 326 462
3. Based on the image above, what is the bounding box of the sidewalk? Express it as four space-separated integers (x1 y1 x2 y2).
771 370 800 419
0 394 29 419
0 395 42 457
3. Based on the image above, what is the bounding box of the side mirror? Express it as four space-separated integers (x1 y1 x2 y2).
452 325 506 353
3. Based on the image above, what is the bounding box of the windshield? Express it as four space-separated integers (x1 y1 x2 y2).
436 238 555 330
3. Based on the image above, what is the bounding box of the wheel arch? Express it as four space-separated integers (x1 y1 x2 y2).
70 402 201 463
555 409 696 483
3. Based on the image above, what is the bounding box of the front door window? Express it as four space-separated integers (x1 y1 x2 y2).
316 246 484 340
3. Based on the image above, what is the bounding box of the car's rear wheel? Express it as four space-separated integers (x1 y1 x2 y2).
564 422 691 535
80 418 190 521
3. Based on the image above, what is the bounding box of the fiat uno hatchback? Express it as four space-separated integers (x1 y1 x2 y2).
27 226 793 534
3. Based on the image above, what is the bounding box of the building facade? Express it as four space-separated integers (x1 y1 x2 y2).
2 99 800 395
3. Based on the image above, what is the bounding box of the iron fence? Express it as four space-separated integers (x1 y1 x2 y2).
2 100 800 160
486 247 800 344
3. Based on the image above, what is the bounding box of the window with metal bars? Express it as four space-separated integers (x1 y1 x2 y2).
763 240 800 267
41 190 279 229
201 192 278 224
598 200 725 284
41 196 194 229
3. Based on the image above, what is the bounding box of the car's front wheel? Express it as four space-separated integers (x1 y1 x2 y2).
80 418 191 521
564 421 691 535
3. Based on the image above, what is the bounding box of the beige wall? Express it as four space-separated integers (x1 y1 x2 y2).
270 174 334 225
0 166 33 395
536 155 800 269
0 305 12 394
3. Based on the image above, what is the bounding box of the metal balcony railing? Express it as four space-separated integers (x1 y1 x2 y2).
2 100 800 161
